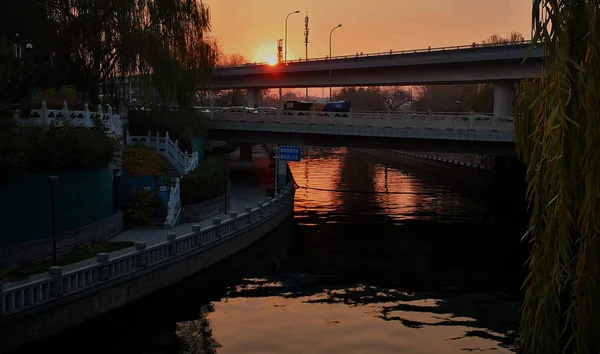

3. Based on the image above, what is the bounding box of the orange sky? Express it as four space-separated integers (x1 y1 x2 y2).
204 0 532 64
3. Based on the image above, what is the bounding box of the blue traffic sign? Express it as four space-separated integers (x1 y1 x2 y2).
278 145 302 161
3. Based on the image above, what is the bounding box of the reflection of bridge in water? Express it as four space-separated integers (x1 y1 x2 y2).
12 149 525 354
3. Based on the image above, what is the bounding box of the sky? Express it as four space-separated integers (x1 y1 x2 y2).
203 0 533 64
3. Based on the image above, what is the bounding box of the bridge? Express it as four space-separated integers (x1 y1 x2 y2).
211 41 543 117
204 109 517 155
212 41 543 89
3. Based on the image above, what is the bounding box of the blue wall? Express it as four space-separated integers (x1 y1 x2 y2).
113 171 169 209
0 168 115 248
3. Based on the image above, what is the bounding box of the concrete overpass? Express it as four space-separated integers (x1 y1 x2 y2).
211 42 542 89
204 109 517 156
211 41 543 117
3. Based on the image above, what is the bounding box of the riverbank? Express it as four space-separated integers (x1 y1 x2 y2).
0 148 295 353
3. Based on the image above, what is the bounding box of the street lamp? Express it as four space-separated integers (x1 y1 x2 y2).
46 175 59 266
329 24 342 101
284 10 300 64
13 33 33 95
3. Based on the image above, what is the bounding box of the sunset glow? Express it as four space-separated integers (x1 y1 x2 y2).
265 54 277 66
204 0 531 61
253 43 281 65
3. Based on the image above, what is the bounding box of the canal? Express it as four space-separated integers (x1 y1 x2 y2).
13 147 528 354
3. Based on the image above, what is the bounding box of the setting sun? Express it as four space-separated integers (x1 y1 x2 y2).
253 42 299 66
266 54 277 66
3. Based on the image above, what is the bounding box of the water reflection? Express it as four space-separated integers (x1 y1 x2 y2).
12 147 525 354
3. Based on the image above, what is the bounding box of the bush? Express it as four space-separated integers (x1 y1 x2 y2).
122 145 166 176
128 106 205 152
125 188 160 226
180 155 225 205
0 115 116 180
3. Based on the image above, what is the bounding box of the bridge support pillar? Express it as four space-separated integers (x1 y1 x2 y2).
493 81 513 117
240 143 253 162
247 88 261 108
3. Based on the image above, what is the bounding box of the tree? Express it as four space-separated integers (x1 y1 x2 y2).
7 0 218 107
380 86 412 111
516 1 600 354
208 52 250 106
482 32 525 45
334 87 385 110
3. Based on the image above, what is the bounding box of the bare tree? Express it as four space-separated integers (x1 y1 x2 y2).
482 32 525 45
380 86 412 111
206 51 250 106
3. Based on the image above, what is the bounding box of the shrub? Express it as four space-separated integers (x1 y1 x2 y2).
125 188 160 226
0 115 116 180
180 156 225 205
122 145 166 176
128 106 205 152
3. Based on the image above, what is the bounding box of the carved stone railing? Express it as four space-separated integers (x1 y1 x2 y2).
164 177 181 228
126 130 199 175
204 107 515 133
0 183 295 317
14 101 124 137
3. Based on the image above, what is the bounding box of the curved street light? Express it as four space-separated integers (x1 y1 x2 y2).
284 10 300 64
329 24 342 100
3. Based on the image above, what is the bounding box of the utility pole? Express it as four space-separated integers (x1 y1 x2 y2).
277 39 283 108
304 13 310 100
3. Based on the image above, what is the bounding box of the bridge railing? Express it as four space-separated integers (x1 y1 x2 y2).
217 40 534 68
0 184 295 316
14 101 124 137
126 130 199 176
206 108 515 133
125 130 199 228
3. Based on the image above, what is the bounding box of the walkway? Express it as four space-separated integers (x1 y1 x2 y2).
3 164 270 290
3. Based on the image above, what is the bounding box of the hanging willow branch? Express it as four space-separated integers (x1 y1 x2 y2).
42 0 217 107
517 1 600 353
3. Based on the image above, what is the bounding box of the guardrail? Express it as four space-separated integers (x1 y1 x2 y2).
207 108 515 133
217 40 535 68
0 183 294 317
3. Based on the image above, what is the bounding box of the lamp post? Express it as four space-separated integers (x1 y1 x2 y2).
13 33 33 96
223 154 230 213
46 175 59 266
329 24 342 101
284 10 300 64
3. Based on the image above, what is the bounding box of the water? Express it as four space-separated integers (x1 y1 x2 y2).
13 147 527 354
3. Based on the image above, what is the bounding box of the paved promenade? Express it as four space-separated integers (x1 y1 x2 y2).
3 148 273 289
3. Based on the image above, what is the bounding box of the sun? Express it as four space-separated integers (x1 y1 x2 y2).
253 43 281 66
266 54 278 66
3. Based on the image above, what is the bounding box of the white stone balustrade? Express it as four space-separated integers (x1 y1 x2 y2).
164 178 181 228
204 107 515 134
14 101 124 137
125 130 198 228
126 130 199 175
0 183 295 317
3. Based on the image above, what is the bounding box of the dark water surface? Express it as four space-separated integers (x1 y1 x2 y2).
13 148 527 354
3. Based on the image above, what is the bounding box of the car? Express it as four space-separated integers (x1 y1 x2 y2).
254 107 278 115
224 106 257 114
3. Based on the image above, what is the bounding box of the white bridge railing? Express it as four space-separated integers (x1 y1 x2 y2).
205 108 515 133
14 101 124 137
126 130 199 175
0 184 295 317
125 131 199 228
